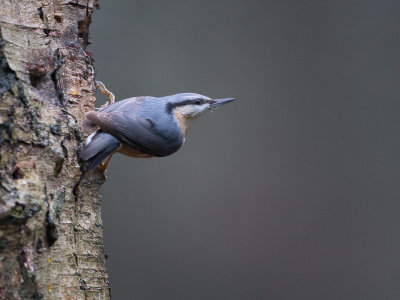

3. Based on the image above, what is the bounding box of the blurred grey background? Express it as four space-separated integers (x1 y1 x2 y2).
90 1 400 299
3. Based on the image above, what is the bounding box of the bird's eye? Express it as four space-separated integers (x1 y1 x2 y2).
195 100 201 105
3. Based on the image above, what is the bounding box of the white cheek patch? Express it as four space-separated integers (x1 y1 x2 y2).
178 105 196 117
178 104 209 118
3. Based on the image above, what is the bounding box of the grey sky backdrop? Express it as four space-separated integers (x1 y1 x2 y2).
90 1 400 299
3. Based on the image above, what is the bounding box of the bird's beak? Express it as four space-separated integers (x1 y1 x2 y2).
211 98 235 107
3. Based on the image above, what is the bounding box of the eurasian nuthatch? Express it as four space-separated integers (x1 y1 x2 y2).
80 82 235 171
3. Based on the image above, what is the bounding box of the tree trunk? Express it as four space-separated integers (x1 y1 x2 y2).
0 0 110 299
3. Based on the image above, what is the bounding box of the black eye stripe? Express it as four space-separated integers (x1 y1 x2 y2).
166 99 212 112
194 99 213 105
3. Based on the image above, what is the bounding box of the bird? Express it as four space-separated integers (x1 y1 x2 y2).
79 82 235 171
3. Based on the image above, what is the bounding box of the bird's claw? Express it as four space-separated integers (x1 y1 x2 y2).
98 153 113 174
96 81 115 108
98 162 107 173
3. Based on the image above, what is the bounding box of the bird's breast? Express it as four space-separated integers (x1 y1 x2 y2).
174 110 190 135
117 144 154 158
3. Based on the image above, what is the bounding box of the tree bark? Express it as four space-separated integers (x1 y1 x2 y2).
0 0 110 299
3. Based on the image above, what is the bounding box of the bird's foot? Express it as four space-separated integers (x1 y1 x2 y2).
98 163 108 180
98 153 113 174
96 81 115 107
98 162 108 173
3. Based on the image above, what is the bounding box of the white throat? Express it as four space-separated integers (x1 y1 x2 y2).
173 107 198 135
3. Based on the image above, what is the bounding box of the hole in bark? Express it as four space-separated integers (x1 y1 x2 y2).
43 28 50 36
29 69 46 89
78 18 91 46
38 7 44 20
45 211 58 247
54 14 62 23
12 167 23 179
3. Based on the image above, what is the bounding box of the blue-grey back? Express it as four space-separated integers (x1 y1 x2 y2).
95 96 184 156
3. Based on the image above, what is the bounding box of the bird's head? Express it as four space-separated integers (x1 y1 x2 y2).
166 92 234 118
164 93 235 134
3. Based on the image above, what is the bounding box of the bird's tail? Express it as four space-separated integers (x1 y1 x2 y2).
80 131 121 170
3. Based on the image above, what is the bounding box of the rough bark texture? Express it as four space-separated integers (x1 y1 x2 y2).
0 0 110 299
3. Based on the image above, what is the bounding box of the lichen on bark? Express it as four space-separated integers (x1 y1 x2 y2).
0 1 110 299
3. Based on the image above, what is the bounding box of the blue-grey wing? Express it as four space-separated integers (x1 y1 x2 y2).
84 97 181 156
